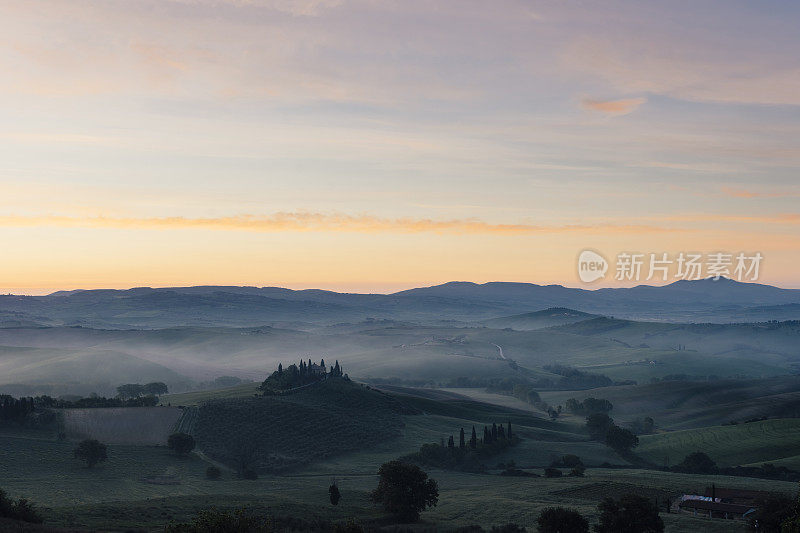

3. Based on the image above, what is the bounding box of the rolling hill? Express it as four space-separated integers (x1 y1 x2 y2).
2 278 800 328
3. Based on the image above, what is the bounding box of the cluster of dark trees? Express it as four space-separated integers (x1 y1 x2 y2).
649 374 721 383
548 454 586 477
408 422 517 472
565 397 613 416
34 394 160 409
371 369 631 392
0 395 35 423
371 461 438 522
542 365 618 389
260 359 344 392
537 494 663 533
750 491 800 532
509 384 562 419
0 488 42 524
167 432 196 455
585 413 639 454
116 382 168 399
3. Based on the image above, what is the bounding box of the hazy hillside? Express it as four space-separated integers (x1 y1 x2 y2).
194 378 410 472
481 308 598 330
1 313 798 395
2 278 800 328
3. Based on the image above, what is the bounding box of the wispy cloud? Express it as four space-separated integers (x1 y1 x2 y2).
582 97 646 115
720 187 800 199
0 213 680 235
658 213 800 225
167 0 343 16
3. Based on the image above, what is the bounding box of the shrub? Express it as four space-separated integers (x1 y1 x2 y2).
0 489 43 524
595 494 664 533
544 467 563 478
329 482 341 506
73 439 108 468
537 507 588 533
168 432 196 455
671 452 718 474
569 465 586 477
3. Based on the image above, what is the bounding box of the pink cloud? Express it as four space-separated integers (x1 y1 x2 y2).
582 97 646 115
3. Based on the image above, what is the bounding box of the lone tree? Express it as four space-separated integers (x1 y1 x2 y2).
329 480 341 506
537 506 589 533
116 383 144 399
671 452 718 474
167 432 196 455
143 382 169 395
605 425 639 454
371 461 438 522
585 413 613 440
595 494 664 533
73 439 108 468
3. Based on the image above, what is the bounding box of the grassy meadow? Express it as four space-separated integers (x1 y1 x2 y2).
3 377 799 531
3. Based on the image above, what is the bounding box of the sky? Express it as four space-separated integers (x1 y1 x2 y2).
1 0 799 294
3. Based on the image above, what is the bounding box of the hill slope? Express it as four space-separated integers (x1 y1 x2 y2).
194 378 414 472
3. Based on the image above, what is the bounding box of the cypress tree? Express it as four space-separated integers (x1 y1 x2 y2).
278 363 283 374
498 425 506 440
459 428 465 448
492 422 498 441
447 435 455 448
470 426 477 449
507 421 513 441
483 426 490 444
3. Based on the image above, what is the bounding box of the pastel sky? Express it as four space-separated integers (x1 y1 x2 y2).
2 0 799 293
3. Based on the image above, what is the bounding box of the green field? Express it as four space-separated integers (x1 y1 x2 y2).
194 379 410 472
540 376 800 430
637 418 800 467
162 382 261 406
61 407 182 445
3 374 800 531
3 424 793 532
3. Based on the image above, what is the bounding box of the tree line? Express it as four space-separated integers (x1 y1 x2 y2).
259 358 344 392
116 382 168 399
0 395 35 423
407 421 517 472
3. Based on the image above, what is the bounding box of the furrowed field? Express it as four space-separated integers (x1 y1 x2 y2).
637 418 800 467
194 379 411 472
2 380 799 531
61 407 182 445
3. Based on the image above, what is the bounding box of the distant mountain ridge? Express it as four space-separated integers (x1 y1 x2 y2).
1 278 799 328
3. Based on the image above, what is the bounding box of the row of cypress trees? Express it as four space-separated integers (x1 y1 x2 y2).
261 358 345 391
445 421 514 450
0 395 35 422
